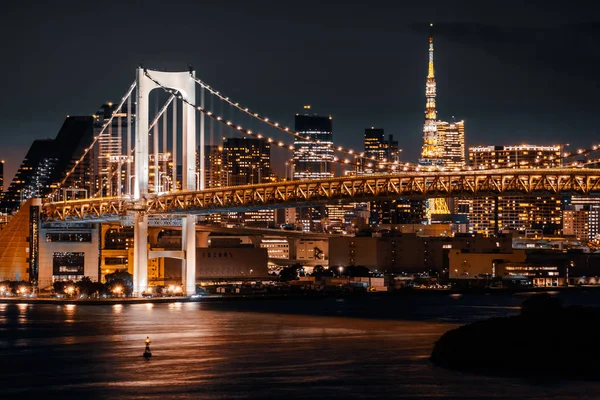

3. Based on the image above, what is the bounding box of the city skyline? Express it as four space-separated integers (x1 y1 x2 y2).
1 1 599 184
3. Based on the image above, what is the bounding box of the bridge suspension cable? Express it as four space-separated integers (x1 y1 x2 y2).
48 81 137 200
91 93 176 198
190 74 600 173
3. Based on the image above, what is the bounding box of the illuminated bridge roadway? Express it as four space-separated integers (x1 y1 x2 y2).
43 168 600 222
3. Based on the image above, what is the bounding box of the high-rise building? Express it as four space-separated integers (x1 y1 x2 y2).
93 102 136 196
363 128 401 174
223 137 271 186
564 196 600 240
1 116 95 211
293 107 334 180
0 159 4 193
364 128 386 162
369 199 426 225
203 145 224 188
466 144 562 236
469 145 560 169
437 119 466 168
386 135 401 163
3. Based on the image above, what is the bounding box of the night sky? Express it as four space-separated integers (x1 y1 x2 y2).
1 0 599 183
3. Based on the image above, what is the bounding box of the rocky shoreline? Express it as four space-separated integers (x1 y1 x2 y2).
430 293 600 380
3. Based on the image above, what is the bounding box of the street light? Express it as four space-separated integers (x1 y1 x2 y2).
65 286 75 297
112 285 123 297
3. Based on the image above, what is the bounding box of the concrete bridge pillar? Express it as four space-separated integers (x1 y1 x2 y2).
133 212 148 295
182 215 197 295
196 231 210 248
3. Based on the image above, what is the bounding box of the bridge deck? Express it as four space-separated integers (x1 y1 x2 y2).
42 168 600 222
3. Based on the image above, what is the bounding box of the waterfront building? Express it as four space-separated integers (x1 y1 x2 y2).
38 222 101 289
448 249 526 279
0 199 40 281
329 233 512 274
294 239 328 264
260 237 290 262
293 107 334 180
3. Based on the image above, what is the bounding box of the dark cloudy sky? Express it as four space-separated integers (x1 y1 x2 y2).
1 0 599 183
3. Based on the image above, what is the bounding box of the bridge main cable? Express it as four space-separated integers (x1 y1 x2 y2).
188 74 420 171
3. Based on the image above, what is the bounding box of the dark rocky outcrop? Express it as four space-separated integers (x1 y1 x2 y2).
430 294 600 380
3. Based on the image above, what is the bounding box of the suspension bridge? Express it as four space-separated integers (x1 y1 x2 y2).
34 67 600 295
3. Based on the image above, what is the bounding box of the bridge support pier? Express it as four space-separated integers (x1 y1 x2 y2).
182 215 197 295
133 212 148 295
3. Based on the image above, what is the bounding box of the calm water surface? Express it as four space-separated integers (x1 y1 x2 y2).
1 291 599 399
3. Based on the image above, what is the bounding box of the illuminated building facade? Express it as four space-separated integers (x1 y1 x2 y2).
563 196 600 240
1 116 95 211
363 128 401 173
93 103 136 196
223 137 271 186
369 199 426 225
293 109 334 180
260 237 290 261
203 145 224 188
242 209 276 227
437 120 465 168
469 145 560 169
0 160 3 192
467 145 562 236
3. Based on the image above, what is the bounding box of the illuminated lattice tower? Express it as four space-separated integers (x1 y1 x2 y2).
418 24 449 218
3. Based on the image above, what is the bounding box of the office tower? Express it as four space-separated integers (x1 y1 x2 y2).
564 196 600 240
93 102 136 196
364 128 386 161
203 145 224 188
363 128 401 174
223 137 271 186
0 159 3 192
369 199 426 225
437 119 466 168
469 145 560 169
293 107 334 180
386 134 401 163
467 145 562 236
1 116 95 211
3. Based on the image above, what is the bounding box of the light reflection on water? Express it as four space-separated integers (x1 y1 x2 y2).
0 292 599 399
